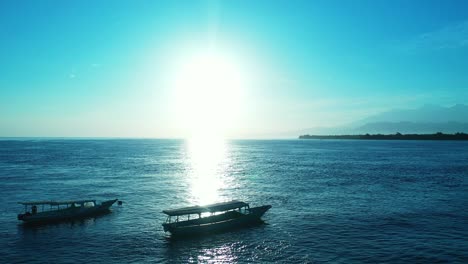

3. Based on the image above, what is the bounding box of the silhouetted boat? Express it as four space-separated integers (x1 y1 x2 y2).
17 199 118 224
162 200 271 237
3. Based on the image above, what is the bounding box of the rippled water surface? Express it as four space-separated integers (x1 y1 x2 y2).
1 139 467 263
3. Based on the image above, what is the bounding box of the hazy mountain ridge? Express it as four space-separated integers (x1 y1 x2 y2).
302 104 468 135
354 104 468 125
352 121 468 134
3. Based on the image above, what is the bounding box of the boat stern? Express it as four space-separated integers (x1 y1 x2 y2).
17 213 25 221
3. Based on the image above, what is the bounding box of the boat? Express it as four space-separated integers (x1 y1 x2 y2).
162 200 271 237
17 199 118 224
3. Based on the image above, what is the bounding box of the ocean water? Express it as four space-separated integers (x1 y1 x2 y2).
0 139 467 263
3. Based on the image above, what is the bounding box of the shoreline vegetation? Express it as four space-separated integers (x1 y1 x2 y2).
299 132 468 140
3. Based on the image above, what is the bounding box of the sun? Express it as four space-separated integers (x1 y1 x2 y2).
170 49 246 139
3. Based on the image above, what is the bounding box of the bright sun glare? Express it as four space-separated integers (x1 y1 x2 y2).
186 137 230 205
169 48 246 204
171 49 246 139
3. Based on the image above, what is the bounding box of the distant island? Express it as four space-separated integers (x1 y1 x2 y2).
299 132 468 140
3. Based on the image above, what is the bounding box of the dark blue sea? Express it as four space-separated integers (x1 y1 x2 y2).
1 139 467 263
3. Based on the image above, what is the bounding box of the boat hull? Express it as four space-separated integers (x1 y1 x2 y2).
19 199 117 225
163 205 271 237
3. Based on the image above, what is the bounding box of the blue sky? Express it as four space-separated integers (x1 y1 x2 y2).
1 0 467 138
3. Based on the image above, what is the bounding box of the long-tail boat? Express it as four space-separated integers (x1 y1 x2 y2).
162 200 271 237
17 199 118 224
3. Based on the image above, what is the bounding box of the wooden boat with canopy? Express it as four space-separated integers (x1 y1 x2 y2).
162 200 271 236
17 199 118 224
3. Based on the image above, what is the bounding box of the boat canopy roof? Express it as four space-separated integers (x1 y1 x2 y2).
163 200 249 216
18 200 96 206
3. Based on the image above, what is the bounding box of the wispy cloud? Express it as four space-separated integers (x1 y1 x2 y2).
398 20 468 53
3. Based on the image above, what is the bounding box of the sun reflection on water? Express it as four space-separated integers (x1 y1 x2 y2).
184 137 231 205
197 243 236 263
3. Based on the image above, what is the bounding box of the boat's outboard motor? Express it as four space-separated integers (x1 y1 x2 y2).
17 214 24 220
17 212 31 220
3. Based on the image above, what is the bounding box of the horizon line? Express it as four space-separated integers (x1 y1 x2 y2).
0 136 297 141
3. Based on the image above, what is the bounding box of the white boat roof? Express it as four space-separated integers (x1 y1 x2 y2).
163 200 249 216
18 200 96 206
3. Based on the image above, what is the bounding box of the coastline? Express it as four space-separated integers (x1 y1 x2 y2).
299 132 468 140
